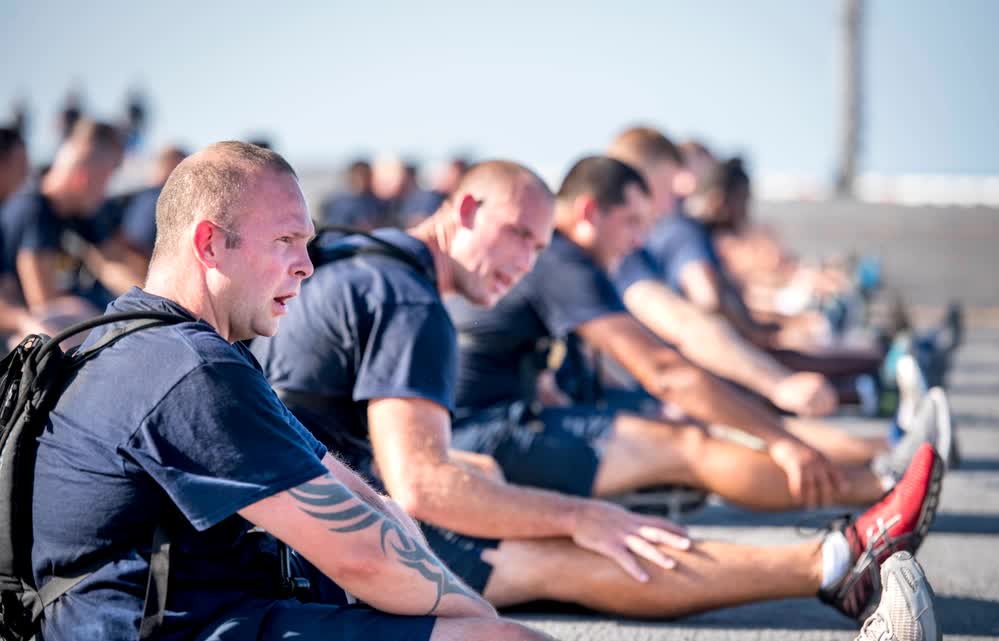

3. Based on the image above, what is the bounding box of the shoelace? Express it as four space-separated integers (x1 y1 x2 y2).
847 513 903 577
856 611 894 641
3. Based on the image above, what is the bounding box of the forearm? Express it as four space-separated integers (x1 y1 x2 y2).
679 315 791 399
653 364 790 446
399 460 585 540
244 473 494 618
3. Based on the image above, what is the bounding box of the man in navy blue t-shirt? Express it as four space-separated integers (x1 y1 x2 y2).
0 119 146 314
32 142 533 641
255 157 942 621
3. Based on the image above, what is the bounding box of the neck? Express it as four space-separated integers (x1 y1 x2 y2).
145 264 231 342
407 212 459 296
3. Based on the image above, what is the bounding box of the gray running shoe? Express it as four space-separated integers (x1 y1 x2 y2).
874 388 954 485
854 551 941 641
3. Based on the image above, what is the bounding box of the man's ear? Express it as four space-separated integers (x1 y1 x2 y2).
456 193 481 229
577 194 599 227
192 220 221 269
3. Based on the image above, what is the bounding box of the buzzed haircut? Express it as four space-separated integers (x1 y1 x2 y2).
449 159 552 205
151 141 297 263
607 126 683 171
556 155 649 211
0 127 24 159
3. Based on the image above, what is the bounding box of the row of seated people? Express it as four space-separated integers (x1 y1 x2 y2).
23 133 953 640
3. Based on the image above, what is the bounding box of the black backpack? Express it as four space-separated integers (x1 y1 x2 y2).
0 311 188 641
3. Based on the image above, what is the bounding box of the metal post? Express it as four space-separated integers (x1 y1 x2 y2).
835 0 863 198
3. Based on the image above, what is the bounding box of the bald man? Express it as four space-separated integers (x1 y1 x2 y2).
32 143 548 641
254 158 943 624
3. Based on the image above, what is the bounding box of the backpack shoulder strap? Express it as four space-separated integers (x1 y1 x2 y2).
309 225 436 285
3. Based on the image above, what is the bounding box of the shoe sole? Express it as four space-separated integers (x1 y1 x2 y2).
909 449 945 554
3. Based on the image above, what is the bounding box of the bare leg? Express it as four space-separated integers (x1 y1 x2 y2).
482 537 822 617
786 417 889 465
593 414 884 510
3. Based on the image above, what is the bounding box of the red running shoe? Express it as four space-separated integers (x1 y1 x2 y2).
819 443 944 622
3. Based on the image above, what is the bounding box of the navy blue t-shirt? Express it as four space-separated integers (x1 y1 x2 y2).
253 229 455 474
32 288 328 641
0 184 115 301
449 232 627 411
120 185 162 255
615 212 722 295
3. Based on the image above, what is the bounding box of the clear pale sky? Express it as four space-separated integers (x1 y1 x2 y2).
2 0 996 179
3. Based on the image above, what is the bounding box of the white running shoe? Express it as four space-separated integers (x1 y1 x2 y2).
896 355 928 431
854 551 941 641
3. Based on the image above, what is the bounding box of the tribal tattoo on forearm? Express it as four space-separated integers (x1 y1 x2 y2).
288 478 479 614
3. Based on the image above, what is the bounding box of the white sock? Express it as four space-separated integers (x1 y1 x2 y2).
820 531 852 589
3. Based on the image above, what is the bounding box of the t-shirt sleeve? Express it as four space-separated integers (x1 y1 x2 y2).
613 249 659 294
353 301 456 411
121 361 329 531
530 256 626 336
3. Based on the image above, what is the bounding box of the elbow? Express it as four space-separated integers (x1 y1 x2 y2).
336 552 383 583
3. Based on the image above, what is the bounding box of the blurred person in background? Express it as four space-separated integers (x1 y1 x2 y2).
119 144 188 257
399 156 470 226
0 127 28 207
55 89 84 142
606 128 841 417
0 125 55 345
0 119 144 323
319 158 388 230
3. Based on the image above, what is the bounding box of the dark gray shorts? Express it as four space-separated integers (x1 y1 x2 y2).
452 401 617 497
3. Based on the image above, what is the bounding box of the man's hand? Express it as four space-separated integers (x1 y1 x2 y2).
771 372 838 417
571 500 691 583
768 437 849 508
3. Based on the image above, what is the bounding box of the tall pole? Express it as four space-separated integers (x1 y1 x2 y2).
835 0 863 198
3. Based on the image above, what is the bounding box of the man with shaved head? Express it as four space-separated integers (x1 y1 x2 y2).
32 142 547 641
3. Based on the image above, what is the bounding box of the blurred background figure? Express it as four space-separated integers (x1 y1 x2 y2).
56 89 84 142
121 88 150 152
319 158 388 230
118 144 188 257
0 127 29 208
